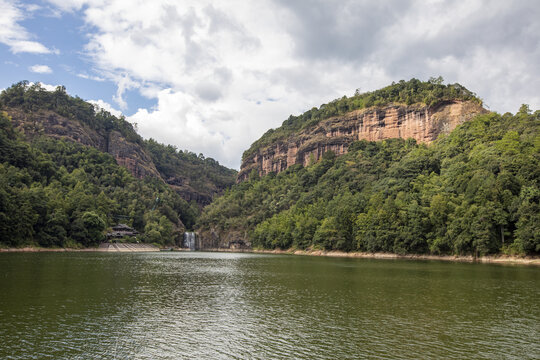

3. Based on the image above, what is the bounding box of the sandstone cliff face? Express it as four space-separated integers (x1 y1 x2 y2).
8 108 160 179
107 130 160 178
9 108 106 150
238 100 487 181
166 177 213 205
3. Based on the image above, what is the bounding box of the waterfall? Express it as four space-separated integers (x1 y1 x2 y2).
183 232 196 251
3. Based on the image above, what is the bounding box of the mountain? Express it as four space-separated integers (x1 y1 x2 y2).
239 78 486 181
197 80 540 256
145 139 237 205
0 81 237 206
0 81 236 248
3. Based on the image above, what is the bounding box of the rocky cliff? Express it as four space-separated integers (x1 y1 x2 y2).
238 100 487 181
0 82 237 214
107 130 160 178
6 107 161 179
4 106 236 206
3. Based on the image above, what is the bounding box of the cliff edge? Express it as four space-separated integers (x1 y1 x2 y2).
239 88 488 182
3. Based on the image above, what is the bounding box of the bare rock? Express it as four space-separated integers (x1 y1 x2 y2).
238 100 487 181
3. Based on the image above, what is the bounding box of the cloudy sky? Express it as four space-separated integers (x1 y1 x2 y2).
1 0 539 169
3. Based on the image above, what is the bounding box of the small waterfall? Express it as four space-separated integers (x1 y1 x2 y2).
183 232 196 251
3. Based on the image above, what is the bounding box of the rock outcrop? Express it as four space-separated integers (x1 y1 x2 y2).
7 108 160 179
107 130 160 178
166 176 213 205
9 108 107 150
197 228 251 250
238 100 487 181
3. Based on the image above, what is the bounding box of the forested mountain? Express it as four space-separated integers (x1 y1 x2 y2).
0 82 236 248
0 81 236 206
242 78 481 159
198 98 539 255
238 78 486 181
145 139 237 205
2 80 538 255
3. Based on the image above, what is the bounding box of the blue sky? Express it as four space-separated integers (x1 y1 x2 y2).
0 1 155 113
1 0 539 169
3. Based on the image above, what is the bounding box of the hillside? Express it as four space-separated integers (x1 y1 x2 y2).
145 139 237 205
0 81 237 206
0 81 237 248
0 109 192 247
239 78 486 181
197 89 539 256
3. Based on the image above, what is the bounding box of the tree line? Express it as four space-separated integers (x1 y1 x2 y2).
198 106 539 256
0 110 198 247
0 82 238 248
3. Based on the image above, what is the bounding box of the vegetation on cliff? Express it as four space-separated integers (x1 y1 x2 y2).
243 78 482 161
1 81 236 206
0 110 194 247
198 106 540 256
145 139 237 205
0 82 236 248
0 81 141 143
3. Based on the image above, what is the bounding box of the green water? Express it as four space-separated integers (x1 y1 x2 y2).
0 252 538 359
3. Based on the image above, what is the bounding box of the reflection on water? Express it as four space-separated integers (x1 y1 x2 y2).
0 252 538 359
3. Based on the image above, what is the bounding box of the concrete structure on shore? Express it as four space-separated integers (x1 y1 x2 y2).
106 224 140 240
98 243 158 252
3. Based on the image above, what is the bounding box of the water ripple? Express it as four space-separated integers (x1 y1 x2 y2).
0 252 538 359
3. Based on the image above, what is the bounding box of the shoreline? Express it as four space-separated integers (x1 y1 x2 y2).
0 247 101 252
1 246 539 266
0 244 159 253
206 248 540 266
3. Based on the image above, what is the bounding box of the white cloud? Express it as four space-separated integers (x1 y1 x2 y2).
29 64 53 73
77 73 105 82
37 82 58 91
22 3 42 13
129 86 296 168
112 74 138 110
0 0 55 54
45 0 87 12
57 0 309 168
45 0 540 169
88 99 123 117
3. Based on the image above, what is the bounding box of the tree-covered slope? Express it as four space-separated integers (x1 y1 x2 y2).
0 110 197 248
145 139 237 205
0 81 237 248
198 106 540 256
0 81 236 207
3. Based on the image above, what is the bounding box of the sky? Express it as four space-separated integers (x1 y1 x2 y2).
0 0 539 169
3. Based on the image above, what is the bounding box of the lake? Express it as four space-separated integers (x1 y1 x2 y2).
0 252 538 359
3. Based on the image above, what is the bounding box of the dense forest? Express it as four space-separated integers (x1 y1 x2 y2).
0 110 197 247
145 139 237 205
1 81 236 205
2 80 538 255
198 106 540 256
243 77 482 160
0 82 236 248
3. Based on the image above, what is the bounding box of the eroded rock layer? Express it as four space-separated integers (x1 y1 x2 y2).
7 108 161 179
238 100 487 181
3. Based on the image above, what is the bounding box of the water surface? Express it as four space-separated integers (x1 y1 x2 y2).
0 252 538 359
